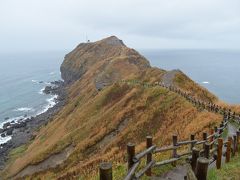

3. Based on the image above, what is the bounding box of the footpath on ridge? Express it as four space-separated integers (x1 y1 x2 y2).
120 79 239 180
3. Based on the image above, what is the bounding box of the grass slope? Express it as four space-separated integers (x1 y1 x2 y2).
2 81 221 179
0 37 223 179
208 155 240 180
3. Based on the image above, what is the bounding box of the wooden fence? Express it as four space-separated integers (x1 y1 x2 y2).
98 80 240 180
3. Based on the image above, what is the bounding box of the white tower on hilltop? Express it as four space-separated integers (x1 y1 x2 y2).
86 34 90 43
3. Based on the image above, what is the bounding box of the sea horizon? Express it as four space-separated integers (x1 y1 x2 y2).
0 48 239 144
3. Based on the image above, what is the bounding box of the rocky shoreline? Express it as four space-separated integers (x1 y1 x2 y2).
0 80 66 169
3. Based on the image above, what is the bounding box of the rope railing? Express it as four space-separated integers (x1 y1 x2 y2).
99 80 240 180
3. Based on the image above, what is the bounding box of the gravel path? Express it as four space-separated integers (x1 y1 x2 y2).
161 69 181 87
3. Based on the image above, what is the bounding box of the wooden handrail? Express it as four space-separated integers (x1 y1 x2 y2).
135 160 155 179
155 158 180 167
124 162 140 180
154 145 179 153
177 151 192 157
177 140 198 145
195 140 207 145
99 80 240 180
133 145 156 162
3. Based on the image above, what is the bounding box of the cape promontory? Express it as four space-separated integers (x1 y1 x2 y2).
1 36 221 179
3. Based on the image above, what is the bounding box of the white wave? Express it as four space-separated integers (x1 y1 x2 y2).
31 80 38 83
49 72 55 75
202 81 210 84
37 95 58 115
0 115 24 128
0 136 12 145
38 88 45 95
44 82 51 85
14 107 33 112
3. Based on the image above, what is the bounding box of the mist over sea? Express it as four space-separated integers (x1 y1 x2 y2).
141 49 240 104
0 51 65 129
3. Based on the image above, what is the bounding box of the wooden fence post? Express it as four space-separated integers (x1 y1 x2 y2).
226 137 232 163
216 138 223 169
146 136 152 176
204 143 210 159
172 135 178 166
210 129 214 149
203 132 208 149
195 157 209 180
233 135 237 156
190 134 195 150
99 162 112 180
214 126 218 134
191 147 200 172
127 143 135 171
219 123 224 135
236 131 240 153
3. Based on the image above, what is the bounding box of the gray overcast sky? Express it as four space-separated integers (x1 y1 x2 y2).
0 0 240 53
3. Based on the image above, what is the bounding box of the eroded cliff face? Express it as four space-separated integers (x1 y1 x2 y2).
60 36 150 87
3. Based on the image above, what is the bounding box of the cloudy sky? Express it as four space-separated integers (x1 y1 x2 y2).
0 0 240 53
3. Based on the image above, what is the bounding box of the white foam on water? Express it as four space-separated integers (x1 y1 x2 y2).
44 82 51 85
0 136 12 145
49 72 55 75
31 80 38 83
0 115 25 129
1 94 58 145
0 115 30 145
37 95 58 115
14 107 33 112
202 81 210 84
38 88 45 95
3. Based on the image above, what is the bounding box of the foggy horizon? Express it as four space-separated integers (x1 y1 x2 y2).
1 0 240 53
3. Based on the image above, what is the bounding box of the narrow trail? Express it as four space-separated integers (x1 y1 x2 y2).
153 165 189 180
14 117 130 179
14 145 74 179
227 123 238 137
155 123 238 180
121 80 240 179
12 79 239 179
161 70 180 87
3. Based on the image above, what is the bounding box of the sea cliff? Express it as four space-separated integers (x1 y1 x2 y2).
1 36 222 179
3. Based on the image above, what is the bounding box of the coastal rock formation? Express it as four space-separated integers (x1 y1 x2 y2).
60 36 150 86
0 81 66 170
1 36 221 179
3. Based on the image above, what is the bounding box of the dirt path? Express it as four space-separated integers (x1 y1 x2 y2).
153 165 188 180
227 123 237 137
156 122 238 179
161 70 180 87
84 117 130 156
14 145 74 179
14 117 130 179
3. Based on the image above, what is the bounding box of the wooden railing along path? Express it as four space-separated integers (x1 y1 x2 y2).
98 80 240 180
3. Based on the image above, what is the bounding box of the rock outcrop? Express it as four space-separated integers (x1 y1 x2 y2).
60 36 150 86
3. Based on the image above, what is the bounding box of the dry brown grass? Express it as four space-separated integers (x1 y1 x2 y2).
3 82 221 179
1 37 223 179
173 72 217 103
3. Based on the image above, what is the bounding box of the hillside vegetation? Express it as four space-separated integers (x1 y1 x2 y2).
1 36 222 179
208 155 240 180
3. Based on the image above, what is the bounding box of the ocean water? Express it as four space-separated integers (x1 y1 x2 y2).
1 49 240 144
0 51 65 132
140 49 240 104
